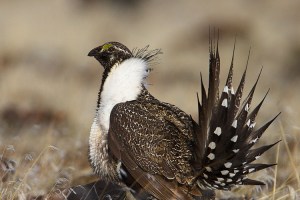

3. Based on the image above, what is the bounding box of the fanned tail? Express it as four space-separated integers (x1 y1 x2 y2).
193 31 279 191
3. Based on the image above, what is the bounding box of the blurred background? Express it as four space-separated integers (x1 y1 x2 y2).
0 0 299 199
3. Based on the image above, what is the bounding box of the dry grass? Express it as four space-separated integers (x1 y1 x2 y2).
1 1 300 199
1 113 299 199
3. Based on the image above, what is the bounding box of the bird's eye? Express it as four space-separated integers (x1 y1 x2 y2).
101 43 113 52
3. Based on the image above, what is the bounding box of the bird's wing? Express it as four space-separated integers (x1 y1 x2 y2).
107 100 197 200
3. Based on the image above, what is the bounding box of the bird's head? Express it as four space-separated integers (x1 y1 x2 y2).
88 42 133 70
88 42 162 71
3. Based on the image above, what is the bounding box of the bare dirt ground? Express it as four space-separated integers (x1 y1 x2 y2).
0 1 299 199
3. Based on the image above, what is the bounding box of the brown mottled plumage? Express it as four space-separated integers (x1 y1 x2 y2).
87 34 279 200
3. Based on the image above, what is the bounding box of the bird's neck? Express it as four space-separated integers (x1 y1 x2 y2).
97 58 149 132
89 58 149 179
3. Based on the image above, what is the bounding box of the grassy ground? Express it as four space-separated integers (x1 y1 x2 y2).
0 1 299 199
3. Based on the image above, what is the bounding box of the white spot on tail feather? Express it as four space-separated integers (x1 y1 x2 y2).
231 87 235 95
249 168 255 173
232 120 237 128
224 162 232 168
221 170 229 175
217 177 224 181
246 119 251 127
223 86 229 93
232 149 239 153
214 127 222 136
231 135 238 142
208 142 216 149
222 99 228 107
205 167 212 172
207 153 215 160
245 103 249 112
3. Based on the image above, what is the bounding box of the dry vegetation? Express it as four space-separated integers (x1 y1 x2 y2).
0 1 300 199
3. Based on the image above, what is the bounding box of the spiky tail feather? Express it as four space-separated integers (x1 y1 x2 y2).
193 31 279 191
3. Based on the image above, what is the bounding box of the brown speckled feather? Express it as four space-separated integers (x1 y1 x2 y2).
108 100 200 199
109 100 194 183
109 125 193 200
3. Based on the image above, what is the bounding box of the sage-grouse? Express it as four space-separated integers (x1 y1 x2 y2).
87 36 279 199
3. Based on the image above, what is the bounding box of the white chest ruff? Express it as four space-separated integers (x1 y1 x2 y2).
89 58 149 179
99 58 149 132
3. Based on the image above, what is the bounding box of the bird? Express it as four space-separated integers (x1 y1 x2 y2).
87 34 279 199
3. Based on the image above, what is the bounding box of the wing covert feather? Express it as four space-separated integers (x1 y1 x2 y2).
108 100 196 199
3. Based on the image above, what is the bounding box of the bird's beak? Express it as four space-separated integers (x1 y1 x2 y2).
88 48 98 57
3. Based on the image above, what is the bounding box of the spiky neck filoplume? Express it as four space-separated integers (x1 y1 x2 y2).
87 42 160 180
